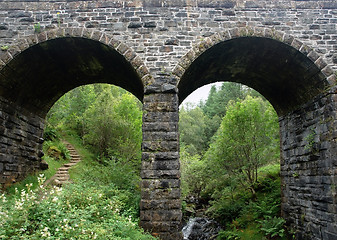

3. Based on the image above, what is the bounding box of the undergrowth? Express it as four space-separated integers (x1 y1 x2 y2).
1 130 155 240
213 163 289 240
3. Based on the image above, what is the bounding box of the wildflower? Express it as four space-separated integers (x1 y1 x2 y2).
41 227 51 237
0 193 6 203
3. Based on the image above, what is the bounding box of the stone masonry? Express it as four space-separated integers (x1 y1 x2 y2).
0 0 337 239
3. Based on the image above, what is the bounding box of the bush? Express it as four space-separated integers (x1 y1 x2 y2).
43 140 70 161
208 199 245 225
0 175 155 240
43 124 59 141
259 216 286 239
217 230 240 240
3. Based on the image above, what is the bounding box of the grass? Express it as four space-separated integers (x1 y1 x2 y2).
236 223 265 239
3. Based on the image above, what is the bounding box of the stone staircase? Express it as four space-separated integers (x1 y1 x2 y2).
43 141 81 187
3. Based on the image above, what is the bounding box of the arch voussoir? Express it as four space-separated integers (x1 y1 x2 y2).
0 27 151 87
175 27 333 92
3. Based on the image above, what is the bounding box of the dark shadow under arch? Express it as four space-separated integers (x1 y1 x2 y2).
0 37 144 117
178 37 328 115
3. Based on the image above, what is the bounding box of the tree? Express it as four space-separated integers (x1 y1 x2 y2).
205 96 279 197
179 105 207 155
46 84 142 166
82 86 142 164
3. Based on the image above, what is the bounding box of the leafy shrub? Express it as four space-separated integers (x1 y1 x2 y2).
259 216 286 239
217 230 240 240
0 175 155 240
208 199 244 225
43 140 70 161
70 156 141 217
250 198 280 220
43 124 59 141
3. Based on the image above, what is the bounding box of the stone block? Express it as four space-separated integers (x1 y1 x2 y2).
140 199 181 210
140 220 181 232
5 164 18 171
143 112 178 123
141 159 180 171
144 93 178 103
143 122 178 132
141 169 180 179
142 131 178 141
142 152 179 161
142 140 178 152
141 179 180 189
141 209 182 222
143 101 178 112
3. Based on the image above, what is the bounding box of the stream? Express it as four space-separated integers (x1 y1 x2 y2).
182 217 222 240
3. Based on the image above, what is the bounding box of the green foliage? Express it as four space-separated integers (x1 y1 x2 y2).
205 96 279 196
208 198 245 225
217 230 240 240
0 177 155 240
1 136 154 240
34 22 41 33
259 216 286 239
82 88 142 163
180 147 207 199
206 164 285 239
47 84 142 166
1 45 9 51
201 82 248 119
43 140 70 161
179 106 208 155
180 83 283 238
43 124 59 141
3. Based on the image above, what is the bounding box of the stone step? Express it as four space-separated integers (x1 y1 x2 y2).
48 141 82 187
57 168 68 171
63 163 77 167
56 176 69 181
55 173 68 176
70 159 81 163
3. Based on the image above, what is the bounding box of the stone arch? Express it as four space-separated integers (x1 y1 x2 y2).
0 27 150 189
174 27 335 115
0 27 153 117
173 27 337 239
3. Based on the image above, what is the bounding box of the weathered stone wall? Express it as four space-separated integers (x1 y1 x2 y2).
0 96 44 188
280 91 337 240
0 0 337 76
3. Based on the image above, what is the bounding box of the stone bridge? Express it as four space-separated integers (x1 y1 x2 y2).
0 0 337 239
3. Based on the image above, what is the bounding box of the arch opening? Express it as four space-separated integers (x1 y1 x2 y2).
0 36 145 189
177 36 336 239
178 37 328 116
179 82 281 238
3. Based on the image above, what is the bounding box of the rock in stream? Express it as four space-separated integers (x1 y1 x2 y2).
182 217 222 240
